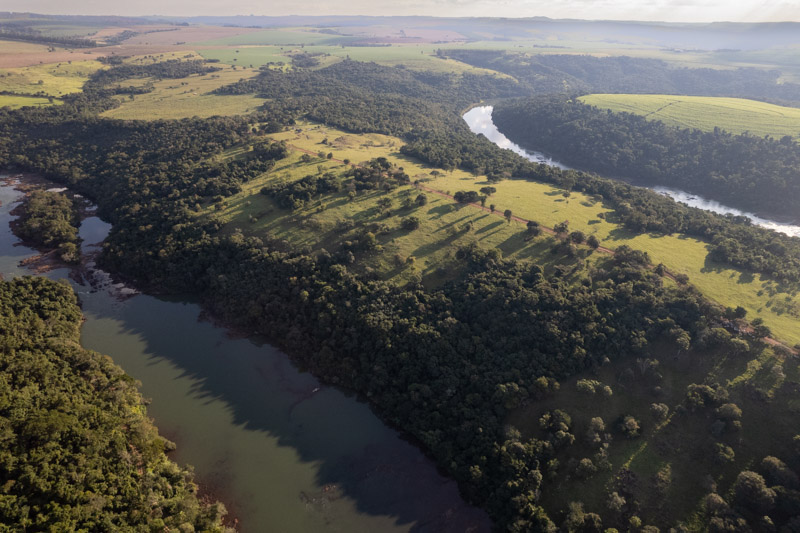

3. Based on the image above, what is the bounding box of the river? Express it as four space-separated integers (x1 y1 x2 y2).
0 175 490 533
463 105 800 238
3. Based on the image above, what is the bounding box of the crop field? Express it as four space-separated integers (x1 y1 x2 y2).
100 64 264 120
0 59 102 97
251 121 800 345
507 338 797 529
579 93 800 139
0 94 61 109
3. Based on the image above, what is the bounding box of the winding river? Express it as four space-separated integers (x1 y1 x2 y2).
463 105 800 238
0 175 490 532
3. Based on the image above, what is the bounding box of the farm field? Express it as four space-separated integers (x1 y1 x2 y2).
0 59 102 97
248 121 800 345
579 93 800 139
100 62 263 120
0 94 60 109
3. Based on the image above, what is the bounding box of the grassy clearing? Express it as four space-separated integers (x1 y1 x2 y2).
0 59 102 96
0 94 60 109
426 172 800 346
262 122 800 344
100 64 263 120
507 340 798 529
208 145 587 287
579 93 800 139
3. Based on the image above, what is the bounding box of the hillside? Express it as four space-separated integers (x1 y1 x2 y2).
579 93 800 139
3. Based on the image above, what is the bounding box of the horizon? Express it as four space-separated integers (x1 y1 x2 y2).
3 1 799 24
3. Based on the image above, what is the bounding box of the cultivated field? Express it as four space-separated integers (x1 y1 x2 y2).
579 93 800 139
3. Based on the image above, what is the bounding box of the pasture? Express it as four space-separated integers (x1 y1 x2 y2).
579 93 800 139
0 58 102 96
253 121 800 345
100 63 264 120
0 94 60 109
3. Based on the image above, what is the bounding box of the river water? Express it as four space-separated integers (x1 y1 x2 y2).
0 175 490 533
463 105 800 238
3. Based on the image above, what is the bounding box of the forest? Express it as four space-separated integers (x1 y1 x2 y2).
0 276 230 531
13 189 81 263
2 56 800 530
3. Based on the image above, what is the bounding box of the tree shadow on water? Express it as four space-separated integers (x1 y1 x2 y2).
80 291 490 533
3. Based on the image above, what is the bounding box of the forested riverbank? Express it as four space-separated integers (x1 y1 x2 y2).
0 275 231 531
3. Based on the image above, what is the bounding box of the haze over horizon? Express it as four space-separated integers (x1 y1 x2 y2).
4 0 800 23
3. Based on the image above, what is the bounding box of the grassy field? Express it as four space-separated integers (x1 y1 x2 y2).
0 94 61 109
238 121 800 345
507 339 797 529
100 62 264 120
0 59 102 97
579 93 800 139
208 132 589 287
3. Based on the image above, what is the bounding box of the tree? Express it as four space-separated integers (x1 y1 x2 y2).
504 209 513 223
415 193 428 206
570 231 585 244
401 217 420 231
733 471 775 515
650 403 669 421
619 415 641 438
586 235 600 249
553 220 569 234
377 197 392 211
527 220 541 237
480 186 497 196
490 204 496 213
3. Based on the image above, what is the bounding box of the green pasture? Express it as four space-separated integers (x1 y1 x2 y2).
0 59 102 97
579 93 800 139
100 63 264 120
259 121 799 345
0 94 60 109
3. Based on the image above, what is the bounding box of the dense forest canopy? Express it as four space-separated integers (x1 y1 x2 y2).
0 276 230 531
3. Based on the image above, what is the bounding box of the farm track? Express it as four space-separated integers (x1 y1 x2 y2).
282 142 798 356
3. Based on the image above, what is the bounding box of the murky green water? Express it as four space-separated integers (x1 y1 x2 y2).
0 175 489 532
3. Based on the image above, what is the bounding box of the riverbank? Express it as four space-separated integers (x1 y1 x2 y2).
464 105 800 235
0 173 491 533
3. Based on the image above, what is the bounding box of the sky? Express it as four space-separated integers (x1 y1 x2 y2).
4 0 800 22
